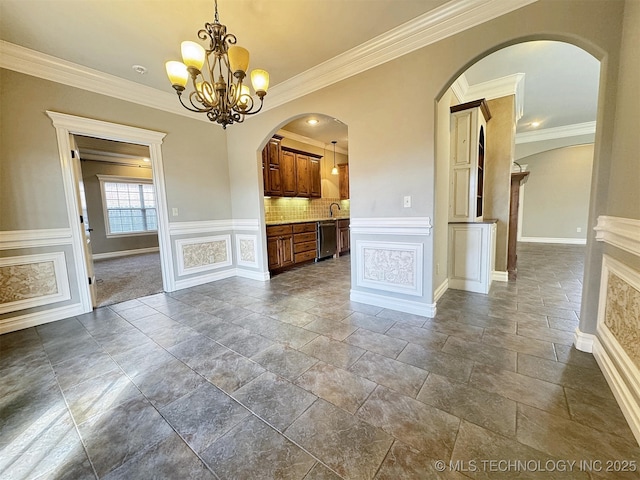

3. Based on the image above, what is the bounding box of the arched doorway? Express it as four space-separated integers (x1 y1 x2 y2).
433 40 600 322
258 113 350 276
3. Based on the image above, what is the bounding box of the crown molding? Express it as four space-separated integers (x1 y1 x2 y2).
0 41 207 123
265 0 537 110
515 121 596 144
451 74 469 102
453 72 525 120
1 0 537 120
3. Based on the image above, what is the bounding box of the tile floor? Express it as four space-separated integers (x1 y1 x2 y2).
1 243 639 479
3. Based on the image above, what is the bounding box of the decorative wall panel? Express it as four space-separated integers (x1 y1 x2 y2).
604 271 640 370
176 235 232 276
236 234 258 268
0 252 71 314
356 241 423 296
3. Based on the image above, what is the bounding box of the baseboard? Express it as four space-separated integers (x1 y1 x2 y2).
492 271 509 282
350 290 436 318
92 247 159 260
574 327 595 353
174 268 236 290
592 331 640 445
235 268 269 281
434 279 449 302
519 237 587 245
0 303 87 335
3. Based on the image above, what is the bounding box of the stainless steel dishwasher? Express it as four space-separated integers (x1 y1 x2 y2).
316 221 337 260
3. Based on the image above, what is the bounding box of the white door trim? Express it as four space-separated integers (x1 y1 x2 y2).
46 111 173 314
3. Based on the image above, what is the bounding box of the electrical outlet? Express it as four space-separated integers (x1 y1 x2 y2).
576 227 582 233
403 196 411 208
172 208 179 217
436 263 440 275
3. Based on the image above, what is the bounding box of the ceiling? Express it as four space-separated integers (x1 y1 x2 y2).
1 1 599 151
464 41 600 133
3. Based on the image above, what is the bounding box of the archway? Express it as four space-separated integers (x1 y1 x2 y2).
433 39 601 330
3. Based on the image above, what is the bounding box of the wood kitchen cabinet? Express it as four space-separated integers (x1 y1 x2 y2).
262 139 322 198
266 224 294 270
280 150 298 197
295 153 311 197
338 164 349 200
337 219 350 256
293 222 317 264
310 157 321 198
267 222 317 272
262 135 283 196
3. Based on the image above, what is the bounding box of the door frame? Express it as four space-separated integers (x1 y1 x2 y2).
47 111 173 312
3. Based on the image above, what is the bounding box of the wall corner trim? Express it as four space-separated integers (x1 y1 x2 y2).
574 328 595 353
434 278 449 302
491 271 509 282
594 215 640 257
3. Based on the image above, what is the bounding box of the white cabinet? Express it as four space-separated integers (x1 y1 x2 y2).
449 99 491 222
448 221 497 294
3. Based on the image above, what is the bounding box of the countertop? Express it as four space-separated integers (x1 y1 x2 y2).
266 217 350 226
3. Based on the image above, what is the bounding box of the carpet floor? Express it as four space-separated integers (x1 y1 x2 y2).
93 252 163 307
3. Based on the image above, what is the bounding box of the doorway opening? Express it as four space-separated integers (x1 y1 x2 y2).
75 136 163 307
259 113 350 276
47 111 171 314
434 40 600 314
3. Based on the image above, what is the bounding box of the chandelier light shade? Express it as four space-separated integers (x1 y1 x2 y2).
165 0 269 128
331 141 339 175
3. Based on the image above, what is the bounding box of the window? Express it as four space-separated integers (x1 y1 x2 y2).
97 175 157 237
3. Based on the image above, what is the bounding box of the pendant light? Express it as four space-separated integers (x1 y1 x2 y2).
331 141 339 175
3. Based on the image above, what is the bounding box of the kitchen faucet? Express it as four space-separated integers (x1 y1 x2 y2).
329 202 341 218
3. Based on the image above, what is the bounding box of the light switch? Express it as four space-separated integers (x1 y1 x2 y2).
403 196 411 208
172 208 179 217
576 227 582 233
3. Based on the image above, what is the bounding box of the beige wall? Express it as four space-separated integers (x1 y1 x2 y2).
227 0 626 312
0 69 230 232
80 160 159 255
520 144 594 240
606 0 640 220
485 96 516 272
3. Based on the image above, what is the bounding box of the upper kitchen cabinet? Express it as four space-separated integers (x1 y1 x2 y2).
449 99 491 222
310 157 321 198
263 135 283 196
338 164 349 200
262 139 322 198
280 149 298 196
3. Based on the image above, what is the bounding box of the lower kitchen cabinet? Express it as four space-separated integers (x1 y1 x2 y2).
293 222 317 263
267 222 318 272
337 219 350 256
266 225 294 270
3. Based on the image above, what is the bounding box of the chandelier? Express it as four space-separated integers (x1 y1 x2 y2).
165 0 269 128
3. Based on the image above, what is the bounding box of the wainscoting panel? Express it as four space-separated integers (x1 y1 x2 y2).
236 234 258 268
176 235 232 277
593 254 640 444
356 240 423 296
0 252 71 314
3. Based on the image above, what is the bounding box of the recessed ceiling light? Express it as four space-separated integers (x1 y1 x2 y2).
132 65 148 75
306 119 319 126
531 121 541 127
143 158 150 162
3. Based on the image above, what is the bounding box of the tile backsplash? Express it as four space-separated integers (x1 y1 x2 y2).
264 197 350 223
